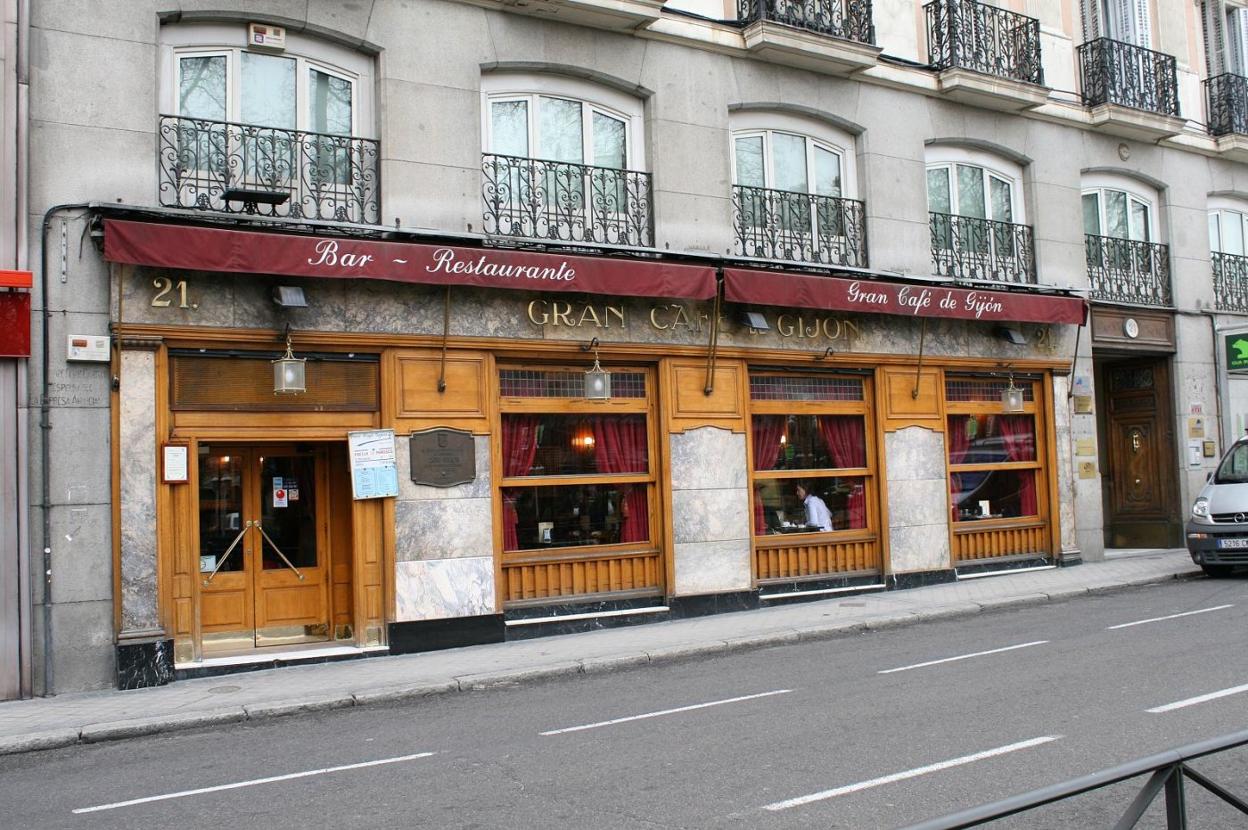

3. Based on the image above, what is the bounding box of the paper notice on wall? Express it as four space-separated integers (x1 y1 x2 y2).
273 476 288 508
348 429 399 500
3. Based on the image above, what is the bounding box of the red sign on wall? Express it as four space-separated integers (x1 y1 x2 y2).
0 292 31 357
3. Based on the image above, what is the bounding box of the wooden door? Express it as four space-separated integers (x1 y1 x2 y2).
1104 360 1181 547
198 446 331 653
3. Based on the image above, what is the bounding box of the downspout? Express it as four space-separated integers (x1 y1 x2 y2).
15 0 31 696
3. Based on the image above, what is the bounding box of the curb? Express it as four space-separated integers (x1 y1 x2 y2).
0 565 1203 758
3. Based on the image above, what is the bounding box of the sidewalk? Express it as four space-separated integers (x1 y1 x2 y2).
0 550 1200 756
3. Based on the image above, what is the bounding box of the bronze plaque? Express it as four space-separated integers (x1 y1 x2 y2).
410 428 475 487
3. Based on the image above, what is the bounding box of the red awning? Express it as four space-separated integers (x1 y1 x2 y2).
0 292 30 358
724 268 1087 326
104 220 717 301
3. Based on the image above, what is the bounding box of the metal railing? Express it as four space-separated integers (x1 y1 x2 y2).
925 0 1043 85
482 153 653 247
1086 234 1172 306
1206 73 1248 136
929 212 1036 284
1077 37 1180 116
157 115 380 224
1213 251 1248 312
734 185 867 267
737 0 876 46
904 729 1248 829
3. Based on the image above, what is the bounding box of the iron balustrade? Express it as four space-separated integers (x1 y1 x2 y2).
925 0 1043 85
1086 234 1172 306
733 185 868 267
1213 251 1248 312
736 0 876 46
929 212 1036 284
1077 37 1180 116
903 729 1248 829
158 115 380 224
1206 73 1248 136
482 153 653 247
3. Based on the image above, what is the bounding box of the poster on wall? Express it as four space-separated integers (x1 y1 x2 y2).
348 429 400 500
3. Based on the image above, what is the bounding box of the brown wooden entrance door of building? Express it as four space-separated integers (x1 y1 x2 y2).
1102 359 1181 548
198 445 332 653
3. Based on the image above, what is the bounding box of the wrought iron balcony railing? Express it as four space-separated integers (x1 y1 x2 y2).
1077 37 1180 117
482 153 653 247
924 0 1043 85
1206 73 1248 136
1213 251 1248 312
1086 235 1172 306
929 213 1035 284
158 115 380 224
733 185 867 267
737 0 875 46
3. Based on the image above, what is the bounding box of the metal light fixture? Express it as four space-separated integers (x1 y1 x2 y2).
583 337 611 401
1001 374 1025 413
272 285 307 308
272 333 306 395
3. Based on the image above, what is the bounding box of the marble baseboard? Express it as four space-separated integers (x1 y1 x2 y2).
889 569 957 590
955 555 1051 577
668 590 759 618
388 615 505 655
505 608 669 640
395 557 494 622
116 637 174 691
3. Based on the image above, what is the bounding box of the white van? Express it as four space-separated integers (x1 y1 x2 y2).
1186 436 1248 577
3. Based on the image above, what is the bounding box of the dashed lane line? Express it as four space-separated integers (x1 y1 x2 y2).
1107 604 1234 630
540 689 793 736
877 641 1049 675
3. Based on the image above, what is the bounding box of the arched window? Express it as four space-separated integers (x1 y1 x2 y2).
1081 175 1168 305
1209 204 1248 255
732 130 844 198
1082 186 1154 241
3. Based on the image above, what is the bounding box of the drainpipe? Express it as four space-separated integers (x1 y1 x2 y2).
16 0 30 696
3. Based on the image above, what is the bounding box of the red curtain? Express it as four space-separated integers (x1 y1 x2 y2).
947 415 972 520
818 415 867 529
592 416 649 543
752 415 787 533
1000 414 1038 516
502 415 541 550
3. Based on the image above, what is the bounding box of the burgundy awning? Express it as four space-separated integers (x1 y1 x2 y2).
724 268 1087 326
103 220 717 301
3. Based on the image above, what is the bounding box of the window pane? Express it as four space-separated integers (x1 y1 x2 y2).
1130 199 1150 242
502 414 648 477
735 136 765 187
773 133 808 193
927 167 951 214
989 177 1012 223
1221 211 1245 256
1106 190 1128 239
241 52 296 129
950 469 1038 521
947 413 1036 464
1210 212 1222 253
491 101 529 157
1083 193 1101 236
814 147 841 197
503 483 649 549
753 476 867 533
538 97 583 163
179 56 227 120
956 165 986 218
198 450 244 573
308 69 352 135
592 111 626 169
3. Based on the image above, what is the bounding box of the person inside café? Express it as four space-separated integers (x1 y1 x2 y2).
795 481 833 532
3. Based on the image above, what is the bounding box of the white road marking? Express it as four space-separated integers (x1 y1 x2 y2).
1107 604 1234 630
1147 682 1248 714
72 752 436 814
762 736 1060 812
877 641 1049 674
540 689 792 736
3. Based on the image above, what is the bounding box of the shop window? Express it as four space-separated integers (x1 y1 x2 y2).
945 376 1043 523
749 373 874 537
498 368 655 553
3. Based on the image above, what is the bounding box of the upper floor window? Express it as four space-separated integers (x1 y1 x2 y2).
488 93 631 170
1210 207 1248 254
926 163 1017 224
1082 187 1153 240
733 130 843 197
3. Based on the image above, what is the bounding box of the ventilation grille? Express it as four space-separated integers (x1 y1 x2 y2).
171 354 379 411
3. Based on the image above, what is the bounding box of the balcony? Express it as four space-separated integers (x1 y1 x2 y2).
471 0 664 32
736 0 881 77
1086 235 1172 307
1205 74 1248 162
1213 252 1248 313
929 213 1035 284
1077 38 1183 140
158 115 380 225
482 153 653 247
924 0 1048 112
733 185 867 267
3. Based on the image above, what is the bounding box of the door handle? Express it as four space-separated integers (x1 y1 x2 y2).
254 522 307 581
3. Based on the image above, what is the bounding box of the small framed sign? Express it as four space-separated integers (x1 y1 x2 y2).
163 445 189 483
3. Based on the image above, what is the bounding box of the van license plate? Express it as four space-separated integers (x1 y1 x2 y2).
1217 538 1248 549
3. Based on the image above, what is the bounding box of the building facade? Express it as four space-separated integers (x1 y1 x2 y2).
6 0 1247 695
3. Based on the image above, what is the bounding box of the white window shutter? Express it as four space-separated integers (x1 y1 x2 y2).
1234 7 1248 74
1203 0 1227 76
1132 0 1151 46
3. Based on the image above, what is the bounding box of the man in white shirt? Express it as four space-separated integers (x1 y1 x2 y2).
795 482 833 531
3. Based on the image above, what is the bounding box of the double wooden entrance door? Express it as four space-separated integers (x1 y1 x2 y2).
198 445 331 653
1102 358 1181 548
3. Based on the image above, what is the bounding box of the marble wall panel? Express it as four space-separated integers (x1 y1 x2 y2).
885 428 948 482
669 428 747 490
889 524 951 573
673 540 752 595
394 498 493 561
886 479 949 528
118 349 160 635
394 557 495 622
672 488 751 545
